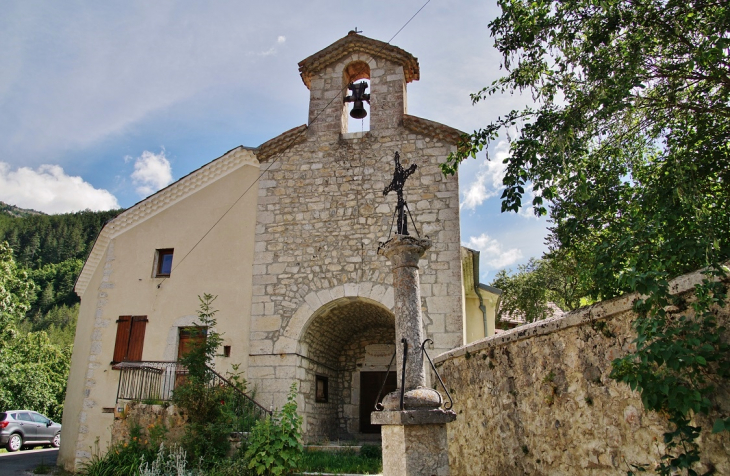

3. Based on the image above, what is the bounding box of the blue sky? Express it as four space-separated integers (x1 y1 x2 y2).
0 0 549 282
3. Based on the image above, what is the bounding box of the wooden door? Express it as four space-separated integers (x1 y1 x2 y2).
176 327 206 387
177 327 207 359
359 371 397 433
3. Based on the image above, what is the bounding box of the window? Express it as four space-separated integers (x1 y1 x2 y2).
31 413 50 425
112 316 148 364
17 412 33 422
315 375 329 403
155 249 174 277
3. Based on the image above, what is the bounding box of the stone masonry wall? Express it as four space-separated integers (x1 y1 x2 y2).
110 402 186 447
248 48 464 434
435 269 730 475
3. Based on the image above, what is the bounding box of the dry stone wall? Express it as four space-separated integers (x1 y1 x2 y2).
435 269 730 475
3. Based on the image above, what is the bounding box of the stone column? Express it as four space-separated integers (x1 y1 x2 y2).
374 234 456 476
383 234 428 392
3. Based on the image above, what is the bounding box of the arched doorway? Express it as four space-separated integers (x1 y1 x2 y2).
299 296 395 441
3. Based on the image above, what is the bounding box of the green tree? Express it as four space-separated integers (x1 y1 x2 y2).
26 258 84 315
0 242 34 336
174 294 231 464
491 256 588 324
444 0 729 473
0 242 70 420
0 331 71 420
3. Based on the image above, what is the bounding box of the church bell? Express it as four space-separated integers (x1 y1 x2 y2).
344 81 370 119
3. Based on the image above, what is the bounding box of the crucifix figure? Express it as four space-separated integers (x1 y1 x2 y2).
383 151 417 235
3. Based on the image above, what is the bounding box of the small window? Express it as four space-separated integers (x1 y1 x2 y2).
112 316 148 364
155 249 174 277
223 345 231 357
315 375 329 403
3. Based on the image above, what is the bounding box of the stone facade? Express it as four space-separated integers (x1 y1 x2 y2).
247 33 464 441
435 268 730 475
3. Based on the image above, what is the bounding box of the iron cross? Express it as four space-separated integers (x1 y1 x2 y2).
383 151 417 235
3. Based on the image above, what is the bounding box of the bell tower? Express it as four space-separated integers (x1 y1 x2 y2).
298 31 420 137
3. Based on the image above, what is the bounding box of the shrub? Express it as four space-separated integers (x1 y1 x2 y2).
78 433 156 476
245 383 302 475
138 443 197 476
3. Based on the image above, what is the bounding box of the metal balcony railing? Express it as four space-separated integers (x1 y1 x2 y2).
115 361 271 432
115 361 181 402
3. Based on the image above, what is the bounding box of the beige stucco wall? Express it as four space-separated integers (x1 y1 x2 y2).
59 157 260 471
464 295 484 343
436 268 730 475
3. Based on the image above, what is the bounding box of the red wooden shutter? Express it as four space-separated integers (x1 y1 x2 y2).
127 316 148 361
113 317 132 363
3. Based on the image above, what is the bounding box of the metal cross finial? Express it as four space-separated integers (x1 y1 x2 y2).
383 152 417 235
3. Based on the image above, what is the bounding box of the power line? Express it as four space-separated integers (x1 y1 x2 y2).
158 0 433 286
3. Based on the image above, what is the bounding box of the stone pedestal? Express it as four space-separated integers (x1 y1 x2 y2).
381 421 451 476
373 408 456 476
375 235 456 476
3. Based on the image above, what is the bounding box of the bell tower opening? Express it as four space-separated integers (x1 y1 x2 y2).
343 61 371 134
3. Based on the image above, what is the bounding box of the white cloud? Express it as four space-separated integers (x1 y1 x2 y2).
130 150 173 197
460 140 509 210
252 36 288 56
0 162 119 213
464 233 523 270
517 183 539 219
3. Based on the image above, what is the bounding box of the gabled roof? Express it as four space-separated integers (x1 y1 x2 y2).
298 32 420 89
257 124 308 162
403 114 464 145
74 146 259 298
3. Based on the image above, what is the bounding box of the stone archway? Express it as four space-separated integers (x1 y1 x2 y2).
298 296 395 442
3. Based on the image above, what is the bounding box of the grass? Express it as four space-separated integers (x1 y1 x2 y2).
299 449 382 475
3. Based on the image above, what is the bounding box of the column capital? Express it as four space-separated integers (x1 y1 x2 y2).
378 234 432 269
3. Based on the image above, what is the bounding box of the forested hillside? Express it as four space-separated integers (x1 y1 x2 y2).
0 205 123 419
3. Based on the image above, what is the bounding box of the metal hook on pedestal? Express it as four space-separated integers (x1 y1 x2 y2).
421 339 454 410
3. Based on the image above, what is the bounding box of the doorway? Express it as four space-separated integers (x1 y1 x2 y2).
177 327 207 359
359 371 397 433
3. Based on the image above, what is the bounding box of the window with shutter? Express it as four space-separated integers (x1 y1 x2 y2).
112 316 148 364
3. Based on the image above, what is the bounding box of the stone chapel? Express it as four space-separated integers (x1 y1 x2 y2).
58 32 501 471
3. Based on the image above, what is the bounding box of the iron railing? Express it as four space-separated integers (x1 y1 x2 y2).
115 361 272 433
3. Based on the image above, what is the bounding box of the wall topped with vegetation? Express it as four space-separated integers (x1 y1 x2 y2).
435 268 729 475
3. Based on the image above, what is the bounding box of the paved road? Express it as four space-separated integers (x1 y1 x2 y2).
0 448 58 475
